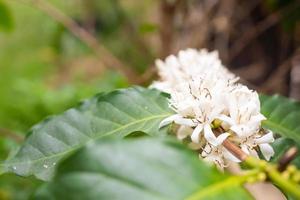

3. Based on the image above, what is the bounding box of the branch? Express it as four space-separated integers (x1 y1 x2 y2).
222 139 248 161
290 49 300 100
15 0 140 84
261 55 292 94
278 146 298 172
229 1 298 62
0 128 24 143
221 137 300 199
245 156 300 199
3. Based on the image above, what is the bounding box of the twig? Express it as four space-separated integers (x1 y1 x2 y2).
290 49 300 100
15 0 140 84
214 127 248 161
233 0 260 26
229 1 298 62
0 128 24 143
222 139 248 161
222 138 300 198
278 146 298 172
261 56 292 94
246 156 300 199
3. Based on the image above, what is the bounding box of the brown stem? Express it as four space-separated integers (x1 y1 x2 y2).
0 128 24 143
222 139 248 161
278 146 298 172
215 128 248 161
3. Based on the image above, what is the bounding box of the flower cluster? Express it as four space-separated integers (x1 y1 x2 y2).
154 48 274 169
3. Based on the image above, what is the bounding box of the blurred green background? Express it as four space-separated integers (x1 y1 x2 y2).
0 1 156 199
0 0 299 199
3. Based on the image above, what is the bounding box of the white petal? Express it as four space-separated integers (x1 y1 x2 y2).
248 114 266 128
251 113 266 122
216 132 230 145
149 81 170 93
174 117 197 127
230 125 251 137
230 125 243 136
191 124 203 143
159 114 179 128
249 148 259 158
201 144 212 157
259 143 274 161
177 126 193 140
255 131 274 144
204 124 218 146
223 148 241 163
217 114 235 126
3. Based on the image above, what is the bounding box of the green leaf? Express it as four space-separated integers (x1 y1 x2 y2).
34 138 253 200
1 87 173 180
0 0 13 32
260 94 300 144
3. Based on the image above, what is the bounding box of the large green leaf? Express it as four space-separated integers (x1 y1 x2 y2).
260 94 300 144
0 0 13 32
1 87 173 180
34 138 253 200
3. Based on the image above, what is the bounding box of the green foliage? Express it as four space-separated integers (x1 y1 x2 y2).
34 137 253 200
0 174 42 200
2 87 173 180
260 94 300 144
0 72 128 133
0 0 13 32
261 94 300 172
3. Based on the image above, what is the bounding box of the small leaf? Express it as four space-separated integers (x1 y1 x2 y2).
2 87 174 180
260 94 300 144
0 0 13 32
34 138 253 200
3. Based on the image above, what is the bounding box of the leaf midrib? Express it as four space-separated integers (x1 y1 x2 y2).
2 114 171 168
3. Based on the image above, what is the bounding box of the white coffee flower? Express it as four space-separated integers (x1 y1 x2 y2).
239 130 275 161
201 143 241 170
218 85 266 137
151 48 237 93
160 76 231 146
155 48 275 169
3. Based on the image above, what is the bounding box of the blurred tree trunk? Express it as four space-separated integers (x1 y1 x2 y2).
290 49 300 100
159 0 178 58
